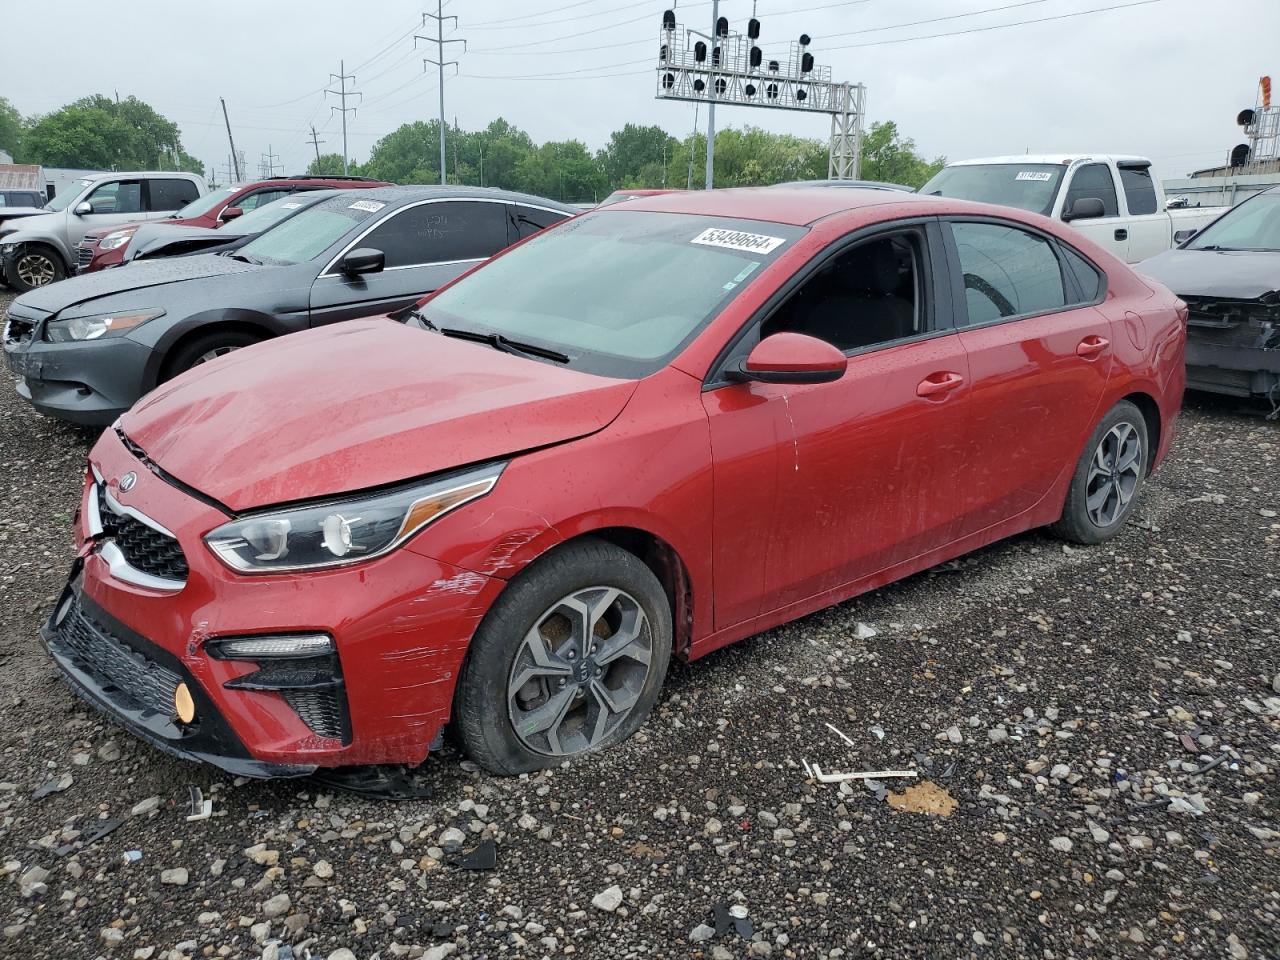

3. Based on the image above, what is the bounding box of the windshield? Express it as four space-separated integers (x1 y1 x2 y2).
237 194 385 265
1187 193 1280 252
422 210 806 378
44 179 94 212
224 193 322 234
919 163 1066 216
173 185 237 220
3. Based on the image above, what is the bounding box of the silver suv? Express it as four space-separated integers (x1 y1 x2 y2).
0 171 206 292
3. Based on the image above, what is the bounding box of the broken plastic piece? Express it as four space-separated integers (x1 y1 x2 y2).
80 817 124 847
309 764 433 799
123 850 143 863
711 902 753 939
824 723 857 749
448 837 497 870
806 762 917 783
186 786 213 821
32 773 73 799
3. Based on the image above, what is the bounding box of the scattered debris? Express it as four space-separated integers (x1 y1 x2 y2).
185 786 212 822
448 837 497 871
1193 752 1232 775
122 850 143 863
1178 734 1198 752
31 773 73 799
887 781 958 817
710 902 753 940
824 722 857 749
853 621 879 640
808 762 917 784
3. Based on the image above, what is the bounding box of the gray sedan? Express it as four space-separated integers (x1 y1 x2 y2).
2 186 574 425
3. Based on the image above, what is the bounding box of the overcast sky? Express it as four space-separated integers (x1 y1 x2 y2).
5 0 1277 182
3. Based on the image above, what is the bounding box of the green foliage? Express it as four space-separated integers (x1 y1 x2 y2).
306 153 364 177
0 96 24 158
19 95 202 175
858 121 945 189
599 124 679 190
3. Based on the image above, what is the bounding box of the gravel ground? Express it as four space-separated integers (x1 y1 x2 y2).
1 288 1278 960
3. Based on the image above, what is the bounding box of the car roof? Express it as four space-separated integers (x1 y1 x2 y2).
330 184 578 213
608 186 935 226
949 154 1150 167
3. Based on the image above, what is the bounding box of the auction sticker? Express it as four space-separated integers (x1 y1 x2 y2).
1015 171 1053 182
281 201 303 209
691 227 785 254
349 200 386 213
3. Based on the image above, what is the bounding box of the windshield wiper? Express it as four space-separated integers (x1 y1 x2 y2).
227 252 261 264
439 326 569 363
1194 245 1239 252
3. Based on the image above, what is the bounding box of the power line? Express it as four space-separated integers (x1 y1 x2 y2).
325 61 361 174
467 0 636 28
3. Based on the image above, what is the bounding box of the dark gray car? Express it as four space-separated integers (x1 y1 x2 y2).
3 186 574 425
1140 186 1280 403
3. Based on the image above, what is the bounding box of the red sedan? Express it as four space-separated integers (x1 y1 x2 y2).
45 188 1185 780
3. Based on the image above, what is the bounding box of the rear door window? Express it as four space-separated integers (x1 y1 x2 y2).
147 178 200 211
1063 163 1119 219
949 221 1067 324
1118 165 1158 216
361 200 510 268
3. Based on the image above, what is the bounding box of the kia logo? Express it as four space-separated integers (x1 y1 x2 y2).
118 472 137 493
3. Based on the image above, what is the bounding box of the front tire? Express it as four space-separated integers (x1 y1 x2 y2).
161 330 264 381
5 245 65 292
1050 400 1149 544
454 538 672 775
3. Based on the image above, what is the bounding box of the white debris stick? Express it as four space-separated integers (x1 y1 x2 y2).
807 762 917 784
825 723 858 749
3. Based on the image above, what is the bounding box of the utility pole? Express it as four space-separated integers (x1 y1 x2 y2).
687 102 700 190
220 98 242 181
325 60 360 175
307 125 326 168
705 0 719 190
259 145 281 179
416 1 465 186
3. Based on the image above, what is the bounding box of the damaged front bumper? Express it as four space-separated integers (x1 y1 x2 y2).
1183 295 1280 399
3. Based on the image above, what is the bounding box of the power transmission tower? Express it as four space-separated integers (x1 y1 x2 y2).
307 125 327 168
221 156 238 186
415 1 465 186
259 145 281 179
325 61 361 175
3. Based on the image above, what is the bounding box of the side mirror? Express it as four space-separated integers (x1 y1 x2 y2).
1063 197 1105 222
728 332 847 385
1173 228 1197 245
340 247 385 276
219 205 244 222
73 201 93 216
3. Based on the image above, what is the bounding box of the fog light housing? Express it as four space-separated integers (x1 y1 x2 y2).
206 634 334 660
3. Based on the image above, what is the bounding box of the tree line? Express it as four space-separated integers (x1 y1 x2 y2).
0 95 944 201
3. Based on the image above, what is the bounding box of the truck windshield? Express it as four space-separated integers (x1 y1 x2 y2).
421 210 806 379
43 180 94 212
1186 193 1280 252
919 164 1066 216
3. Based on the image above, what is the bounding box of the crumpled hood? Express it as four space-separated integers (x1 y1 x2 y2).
13 253 260 315
1140 248 1280 300
121 319 638 511
129 224 235 260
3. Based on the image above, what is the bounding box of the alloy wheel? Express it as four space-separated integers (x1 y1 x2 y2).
1085 421 1142 527
15 253 55 287
506 585 653 757
193 345 241 365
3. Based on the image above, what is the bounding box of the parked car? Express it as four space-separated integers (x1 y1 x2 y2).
3 186 575 424
920 155 1226 263
76 174 391 274
37 187 1186 780
1139 185 1280 401
120 190 346 265
772 178 914 191
0 188 48 230
0 172 207 292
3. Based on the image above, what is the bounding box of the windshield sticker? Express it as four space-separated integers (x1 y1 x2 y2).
691 227 785 254
1015 171 1053 182
348 199 386 213
723 261 761 291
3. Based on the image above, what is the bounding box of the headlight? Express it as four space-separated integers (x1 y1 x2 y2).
204 463 504 573
97 229 136 251
45 308 165 342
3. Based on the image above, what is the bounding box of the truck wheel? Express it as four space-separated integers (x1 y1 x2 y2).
161 330 264 381
5 245 65 292
453 538 672 775
1049 400 1149 545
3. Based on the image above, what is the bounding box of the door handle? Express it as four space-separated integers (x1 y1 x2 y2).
916 371 965 398
1076 335 1110 358
1114 228 1128 241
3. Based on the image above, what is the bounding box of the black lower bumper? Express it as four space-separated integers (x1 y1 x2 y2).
1186 337 1280 398
41 575 315 780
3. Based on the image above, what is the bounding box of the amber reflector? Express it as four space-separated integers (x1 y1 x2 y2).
174 682 196 724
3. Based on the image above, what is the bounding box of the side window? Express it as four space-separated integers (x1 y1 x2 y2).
148 178 199 211
1062 163 1118 219
360 201 510 268
238 188 293 212
759 232 923 353
951 221 1066 325
513 204 569 240
1118 165 1158 216
88 180 144 214
1060 245 1103 303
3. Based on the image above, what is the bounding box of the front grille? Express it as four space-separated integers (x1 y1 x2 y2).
53 594 182 718
77 244 95 269
284 689 347 741
97 485 189 581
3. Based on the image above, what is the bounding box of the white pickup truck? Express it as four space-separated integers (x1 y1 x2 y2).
919 154 1227 263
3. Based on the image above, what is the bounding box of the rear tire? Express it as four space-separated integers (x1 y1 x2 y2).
5 245 65 292
161 330 264 381
454 538 672 775
1050 400 1149 545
